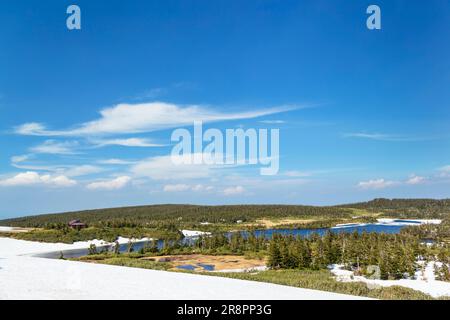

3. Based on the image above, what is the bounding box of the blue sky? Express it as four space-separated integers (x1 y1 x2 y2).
1 0 449 218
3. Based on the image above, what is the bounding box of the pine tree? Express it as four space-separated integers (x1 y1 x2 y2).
113 240 120 254
310 238 327 270
295 238 311 269
88 243 98 255
268 237 282 268
150 239 159 253
126 240 134 253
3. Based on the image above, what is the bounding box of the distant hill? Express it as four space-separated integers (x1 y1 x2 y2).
1 199 449 228
0 204 352 228
338 198 450 219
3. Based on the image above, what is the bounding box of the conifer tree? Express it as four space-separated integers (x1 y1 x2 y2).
268 237 282 268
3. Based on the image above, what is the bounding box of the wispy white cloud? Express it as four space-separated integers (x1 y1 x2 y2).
259 120 285 124
0 171 76 187
92 137 164 147
14 122 47 135
163 183 214 192
60 165 104 177
11 162 61 172
8 101 300 189
136 88 168 100
406 175 426 185
438 165 450 177
131 154 214 180
9 155 104 177
357 178 398 190
86 176 131 190
357 174 429 189
343 132 423 142
14 102 298 136
10 154 31 163
130 152 271 182
30 140 79 154
283 170 311 177
223 175 310 190
97 158 137 165
133 82 199 101
192 184 214 192
223 185 245 195
163 184 191 192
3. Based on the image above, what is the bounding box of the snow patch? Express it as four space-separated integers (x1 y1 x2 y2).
331 219 442 230
0 238 368 300
181 230 211 237
377 218 442 225
215 266 269 273
329 263 450 298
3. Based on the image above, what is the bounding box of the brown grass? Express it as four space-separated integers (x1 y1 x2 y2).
243 218 316 228
141 254 267 272
0 227 35 234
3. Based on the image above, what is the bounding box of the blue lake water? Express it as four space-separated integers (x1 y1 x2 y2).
35 223 409 259
176 264 197 271
176 263 215 271
244 223 406 239
197 263 215 271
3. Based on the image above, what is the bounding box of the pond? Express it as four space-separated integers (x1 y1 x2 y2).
176 264 197 271
176 263 215 271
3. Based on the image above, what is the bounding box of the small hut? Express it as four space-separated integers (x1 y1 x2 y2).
68 219 87 230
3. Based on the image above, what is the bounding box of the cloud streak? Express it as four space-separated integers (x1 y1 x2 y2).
223 185 245 195
406 175 426 185
0 171 76 187
131 154 214 180
86 176 131 190
357 178 398 190
162 184 214 192
14 102 298 137
358 174 427 190
92 138 164 148
343 132 429 142
30 140 79 155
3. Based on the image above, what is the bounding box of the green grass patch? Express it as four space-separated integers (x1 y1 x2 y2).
10 227 181 243
75 252 438 300
75 255 170 271
209 269 435 300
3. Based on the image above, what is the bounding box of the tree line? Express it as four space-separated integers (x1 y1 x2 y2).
148 230 435 281
340 198 450 219
266 232 420 280
0 204 353 228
